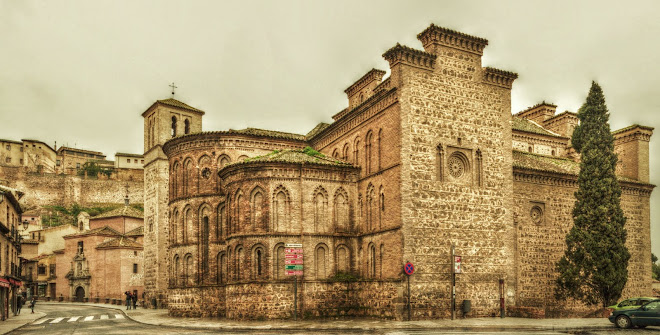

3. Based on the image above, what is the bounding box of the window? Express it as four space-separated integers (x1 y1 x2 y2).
38 265 46 275
5 144 9 150
76 163 80 169
56 160 60 166
184 119 190 134
19 159 23 164
77 241 84 254
134 159 138 163
133 263 138 273
5 157 10 163
141 160 144 164
171 116 177 137
134 251 137 256
127 159 130 163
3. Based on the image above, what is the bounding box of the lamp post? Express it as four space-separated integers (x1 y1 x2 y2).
22 220 29 231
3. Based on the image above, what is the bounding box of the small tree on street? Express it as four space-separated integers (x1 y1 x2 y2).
555 82 629 307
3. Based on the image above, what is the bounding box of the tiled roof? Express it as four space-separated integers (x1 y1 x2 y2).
230 128 307 141
305 123 331 139
511 116 563 137
612 124 655 135
96 236 142 249
92 206 143 220
21 239 39 244
115 152 144 158
157 98 205 114
125 226 144 237
513 150 579 175
66 226 122 238
234 149 354 168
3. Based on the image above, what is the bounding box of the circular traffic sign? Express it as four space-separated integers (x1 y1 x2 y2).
404 262 414 276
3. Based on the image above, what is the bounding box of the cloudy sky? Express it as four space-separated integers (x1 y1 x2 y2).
1 0 658 256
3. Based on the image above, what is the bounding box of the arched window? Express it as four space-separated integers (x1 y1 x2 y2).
336 245 350 273
272 186 290 232
332 149 339 159
250 187 265 231
379 243 384 278
313 186 328 233
173 254 180 286
358 247 363 276
217 252 226 284
184 253 193 286
252 245 265 279
436 144 444 182
235 191 244 233
172 162 179 198
333 188 349 232
315 244 328 279
171 209 179 244
377 129 382 170
342 143 350 161
183 207 192 243
199 205 210 279
274 244 285 280
368 244 376 278
184 119 190 134
365 131 373 174
379 186 385 229
366 184 375 231
476 149 483 187
235 246 244 281
353 137 361 166
216 203 225 240
171 116 177 137
183 159 193 196
218 155 231 168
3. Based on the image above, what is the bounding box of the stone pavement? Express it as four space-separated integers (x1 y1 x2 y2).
0 309 46 334
3 301 618 333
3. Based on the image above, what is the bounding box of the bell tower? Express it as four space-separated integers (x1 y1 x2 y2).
142 98 204 308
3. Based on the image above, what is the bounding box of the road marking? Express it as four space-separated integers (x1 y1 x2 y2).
83 315 95 321
115 314 124 319
50 317 65 323
100 314 109 320
68 316 81 322
32 318 48 325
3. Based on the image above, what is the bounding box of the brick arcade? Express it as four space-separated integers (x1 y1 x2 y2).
141 24 654 320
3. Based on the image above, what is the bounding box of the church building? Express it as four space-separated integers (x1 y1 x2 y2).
141 24 654 319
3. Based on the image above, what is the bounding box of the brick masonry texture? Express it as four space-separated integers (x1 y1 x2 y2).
141 24 654 320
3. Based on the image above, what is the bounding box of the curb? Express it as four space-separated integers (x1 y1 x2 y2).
37 302 617 332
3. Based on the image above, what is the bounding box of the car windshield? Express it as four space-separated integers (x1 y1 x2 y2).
644 301 660 311
619 299 636 307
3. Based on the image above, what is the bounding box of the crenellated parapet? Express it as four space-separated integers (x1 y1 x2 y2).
417 23 488 55
344 68 387 111
382 43 437 71
482 67 518 89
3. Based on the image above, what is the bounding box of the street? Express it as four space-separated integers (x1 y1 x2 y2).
7 304 660 335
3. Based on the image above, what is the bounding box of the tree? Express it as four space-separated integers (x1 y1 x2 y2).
555 82 629 307
653 253 660 281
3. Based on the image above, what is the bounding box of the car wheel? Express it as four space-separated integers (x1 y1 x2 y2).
615 315 632 329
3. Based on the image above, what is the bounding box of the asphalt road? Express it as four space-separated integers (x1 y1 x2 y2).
7 304 660 335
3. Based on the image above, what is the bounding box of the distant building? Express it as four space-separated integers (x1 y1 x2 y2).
55 146 107 175
114 153 144 169
56 203 144 302
0 139 57 173
0 185 23 321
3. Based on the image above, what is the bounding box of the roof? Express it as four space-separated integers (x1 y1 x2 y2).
305 123 331 139
0 139 23 145
511 116 564 137
65 226 122 238
92 206 144 220
0 184 24 213
230 149 355 168
142 98 205 116
57 146 105 156
21 139 56 153
513 150 579 176
115 152 144 158
612 124 655 135
125 226 144 237
21 239 39 245
230 128 306 141
96 236 142 249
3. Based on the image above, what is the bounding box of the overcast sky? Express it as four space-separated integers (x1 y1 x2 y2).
1 0 658 256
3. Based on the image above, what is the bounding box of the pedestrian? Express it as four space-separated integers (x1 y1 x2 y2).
16 295 23 314
29 297 36 314
125 291 132 310
132 291 137 310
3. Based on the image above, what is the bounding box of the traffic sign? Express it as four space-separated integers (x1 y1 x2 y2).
404 262 415 276
454 256 462 274
285 248 304 254
285 270 303 276
285 265 303 270
285 259 303 265
285 243 303 248
285 254 303 259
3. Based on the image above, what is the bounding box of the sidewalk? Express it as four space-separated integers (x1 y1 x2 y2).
19 301 618 333
0 310 46 334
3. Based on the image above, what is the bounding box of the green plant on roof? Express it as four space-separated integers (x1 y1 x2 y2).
302 146 324 157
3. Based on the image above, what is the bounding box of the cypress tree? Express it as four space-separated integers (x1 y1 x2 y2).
555 82 629 307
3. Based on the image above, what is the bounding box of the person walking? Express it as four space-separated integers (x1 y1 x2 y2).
125 291 132 310
131 291 137 310
29 297 36 314
16 295 23 315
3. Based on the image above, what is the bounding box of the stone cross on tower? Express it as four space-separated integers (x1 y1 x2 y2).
169 82 178 97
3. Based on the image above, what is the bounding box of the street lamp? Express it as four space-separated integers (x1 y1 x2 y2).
22 220 29 231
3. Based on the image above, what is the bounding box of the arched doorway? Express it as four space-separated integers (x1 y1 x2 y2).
75 287 85 302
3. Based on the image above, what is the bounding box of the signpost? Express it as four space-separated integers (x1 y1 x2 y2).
404 261 414 321
285 243 303 320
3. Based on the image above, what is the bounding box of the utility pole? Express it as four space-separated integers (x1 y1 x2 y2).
451 243 455 320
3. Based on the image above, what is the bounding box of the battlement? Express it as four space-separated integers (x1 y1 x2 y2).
382 43 437 71
344 68 387 110
482 67 518 89
515 101 557 125
417 23 488 55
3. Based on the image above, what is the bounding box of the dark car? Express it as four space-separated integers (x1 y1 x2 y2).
609 299 660 328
